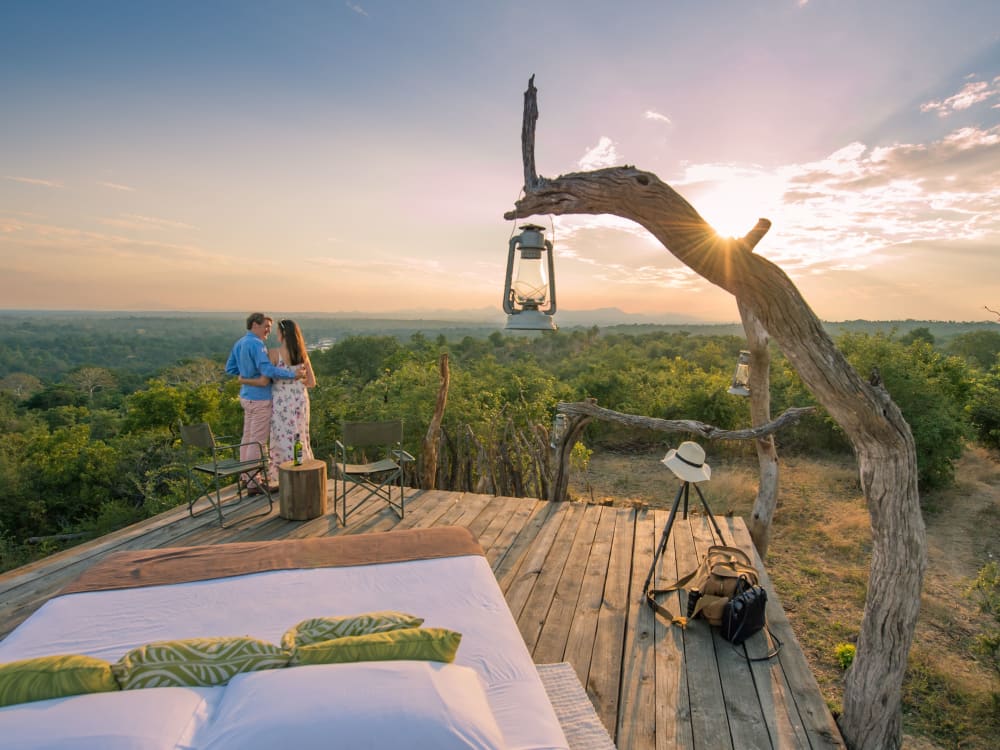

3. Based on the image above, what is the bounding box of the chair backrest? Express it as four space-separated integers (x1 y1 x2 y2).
179 422 216 451
341 420 403 448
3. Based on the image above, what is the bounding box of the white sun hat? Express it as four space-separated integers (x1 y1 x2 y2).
660 441 712 483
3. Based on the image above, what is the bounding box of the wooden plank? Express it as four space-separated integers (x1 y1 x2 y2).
563 505 616 685
492 500 559 589
482 498 538 568
476 496 531 554
652 510 694 750
714 518 810 750
726 519 846 749
431 491 475 527
532 503 602 664
516 502 588 652
466 493 516 543
675 514 733 750
503 502 571 621
616 507 657 750
442 492 494 532
586 507 634 738
689 516 772 750
386 490 458 531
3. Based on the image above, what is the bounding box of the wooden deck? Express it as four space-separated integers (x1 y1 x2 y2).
0 485 845 750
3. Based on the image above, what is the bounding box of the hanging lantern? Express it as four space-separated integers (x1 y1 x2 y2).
728 350 751 396
503 223 557 331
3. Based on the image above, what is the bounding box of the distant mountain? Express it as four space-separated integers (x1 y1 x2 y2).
299 306 724 327
551 308 715 327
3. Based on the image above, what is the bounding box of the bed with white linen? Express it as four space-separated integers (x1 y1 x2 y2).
0 526 569 750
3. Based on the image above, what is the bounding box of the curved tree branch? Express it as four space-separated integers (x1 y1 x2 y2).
556 401 813 441
510 79 925 750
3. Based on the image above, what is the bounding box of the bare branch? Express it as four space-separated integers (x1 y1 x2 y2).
742 218 772 251
986 305 1000 321
556 401 814 441
521 75 539 191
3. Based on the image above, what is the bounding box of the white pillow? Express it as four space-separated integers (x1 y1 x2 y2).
0 685 216 750
198 661 507 750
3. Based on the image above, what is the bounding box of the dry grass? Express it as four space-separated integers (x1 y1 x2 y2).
567 445 1000 750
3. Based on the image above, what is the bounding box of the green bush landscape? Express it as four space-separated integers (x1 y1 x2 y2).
1 312 998 748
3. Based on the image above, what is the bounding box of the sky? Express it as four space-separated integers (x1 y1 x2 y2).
1 1 999 324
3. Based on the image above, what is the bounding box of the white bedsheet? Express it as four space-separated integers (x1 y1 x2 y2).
0 554 569 750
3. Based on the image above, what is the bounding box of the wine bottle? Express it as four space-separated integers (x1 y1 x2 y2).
293 433 302 465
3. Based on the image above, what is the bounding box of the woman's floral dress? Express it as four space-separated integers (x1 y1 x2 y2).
269 356 313 468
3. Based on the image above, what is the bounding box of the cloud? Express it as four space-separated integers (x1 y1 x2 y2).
920 76 1000 117
577 136 619 170
644 110 672 125
97 213 197 231
4 175 64 189
345 2 368 17
555 123 1000 298
758 124 1000 273
97 181 135 192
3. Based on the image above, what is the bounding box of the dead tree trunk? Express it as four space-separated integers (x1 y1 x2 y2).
508 80 926 750
421 353 450 490
740 301 780 557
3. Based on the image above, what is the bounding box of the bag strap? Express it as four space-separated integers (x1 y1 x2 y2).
736 623 783 662
644 588 687 625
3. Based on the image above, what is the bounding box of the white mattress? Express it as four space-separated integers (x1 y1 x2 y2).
0 554 569 750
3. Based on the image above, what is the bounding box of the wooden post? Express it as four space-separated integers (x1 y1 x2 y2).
421 353 450 490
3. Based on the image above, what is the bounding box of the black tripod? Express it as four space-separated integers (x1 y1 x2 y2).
642 480 725 603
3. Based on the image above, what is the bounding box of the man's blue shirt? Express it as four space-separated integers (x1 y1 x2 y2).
225 332 298 401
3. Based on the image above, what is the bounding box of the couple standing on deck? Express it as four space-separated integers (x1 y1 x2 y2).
226 312 316 493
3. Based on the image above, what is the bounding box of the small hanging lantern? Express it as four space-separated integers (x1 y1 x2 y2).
503 223 557 331
728 350 751 397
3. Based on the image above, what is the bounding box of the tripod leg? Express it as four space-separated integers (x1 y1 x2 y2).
692 483 726 542
642 482 686 595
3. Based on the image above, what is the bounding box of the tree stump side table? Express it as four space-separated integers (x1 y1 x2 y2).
277 458 328 521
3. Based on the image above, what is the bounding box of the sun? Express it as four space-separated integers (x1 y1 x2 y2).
696 184 765 239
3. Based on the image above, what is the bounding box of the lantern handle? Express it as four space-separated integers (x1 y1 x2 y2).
544 238 556 314
502 234 519 314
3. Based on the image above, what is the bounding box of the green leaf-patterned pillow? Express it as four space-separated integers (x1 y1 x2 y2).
112 636 289 690
281 611 424 650
0 654 119 708
290 627 462 666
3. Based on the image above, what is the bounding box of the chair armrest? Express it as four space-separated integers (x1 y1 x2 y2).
216 441 267 459
392 449 416 463
334 440 347 463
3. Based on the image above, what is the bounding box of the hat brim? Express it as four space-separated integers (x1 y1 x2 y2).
660 450 711 483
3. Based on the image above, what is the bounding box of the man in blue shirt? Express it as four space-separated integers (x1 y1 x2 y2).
226 312 301 491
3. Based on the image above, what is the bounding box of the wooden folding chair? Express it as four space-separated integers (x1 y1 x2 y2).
180 422 273 526
333 420 414 525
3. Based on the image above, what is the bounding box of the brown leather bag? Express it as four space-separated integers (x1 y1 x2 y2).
647 545 759 626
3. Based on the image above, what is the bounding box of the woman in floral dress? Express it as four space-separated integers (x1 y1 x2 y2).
239 319 316 476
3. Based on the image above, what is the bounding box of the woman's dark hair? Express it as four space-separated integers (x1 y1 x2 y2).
278 319 309 366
